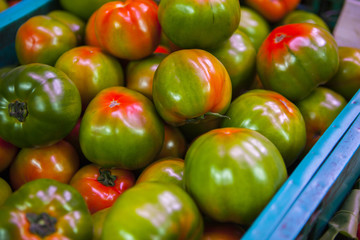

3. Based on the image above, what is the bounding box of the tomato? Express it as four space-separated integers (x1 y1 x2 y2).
244 0 300 22
281 10 330 32
0 138 18 172
203 222 245 240
55 46 124 111
85 10 101 47
102 182 203 239
184 128 287 225
157 125 187 159
257 23 339 101
79 86 164 169
296 87 347 156
158 0 240 49
209 29 257 99
59 0 116 20
153 49 232 126
15 15 77 66
9 140 79 190
0 177 12 206
94 0 161 60
326 47 360 101
154 45 171 54
0 63 82 148
0 0 7 11
179 116 222 143
238 6 270 51
70 164 135 214
0 178 93 239
47 10 86 44
126 53 166 100
136 157 185 189
91 207 110 240
221 89 306 167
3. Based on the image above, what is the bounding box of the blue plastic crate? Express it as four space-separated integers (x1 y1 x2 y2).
0 0 60 67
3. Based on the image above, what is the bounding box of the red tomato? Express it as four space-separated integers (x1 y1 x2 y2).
9 140 79 190
245 0 300 22
70 164 135 214
0 138 18 172
85 10 101 47
94 0 161 60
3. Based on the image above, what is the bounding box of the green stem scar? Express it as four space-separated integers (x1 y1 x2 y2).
8 100 28 122
26 212 57 238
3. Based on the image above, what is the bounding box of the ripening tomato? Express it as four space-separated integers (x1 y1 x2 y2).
245 0 300 22
157 125 187 159
9 140 79 190
85 10 101 47
59 0 116 20
281 10 330 32
70 164 135 214
79 86 164 169
184 128 287 225
94 0 161 60
15 15 77 66
0 137 18 172
153 49 232 126
158 0 241 49
257 23 339 101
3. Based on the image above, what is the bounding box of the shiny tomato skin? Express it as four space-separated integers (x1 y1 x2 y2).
238 7 270 51
158 0 241 49
0 138 18 172
9 140 80 190
102 182 203 239
221 89 306 167
296 87 347 155
281 10 330 32
15 15 77 66
59 0 116 20
94 0 161 60
0 177 12 206
136 157 185 189
92 207 110 240
184 127 287 225
157 125 187 159
209 29 257 99
55 46 124 110
326 47 360 101
126 53 166 101
79 86 164 170
85 10 101 47
257 23 339 101
70 164 135 214
245 0 300 22
153 49 232 126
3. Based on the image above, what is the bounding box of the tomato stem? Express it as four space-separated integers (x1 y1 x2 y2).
8 100 28 122
26 212 57 238
97 169 117 187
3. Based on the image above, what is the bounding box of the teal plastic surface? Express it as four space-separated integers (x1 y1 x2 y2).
243 89 360 240
0 0 59 67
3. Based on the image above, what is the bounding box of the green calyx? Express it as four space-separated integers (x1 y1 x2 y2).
97 168 117 187
8 100 28 122
26 212 57 238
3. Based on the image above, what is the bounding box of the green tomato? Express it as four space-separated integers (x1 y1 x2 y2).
0 63 81 148
0 177 12 206
281 10 330 32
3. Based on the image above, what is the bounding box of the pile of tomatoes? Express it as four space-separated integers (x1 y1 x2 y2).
0 0 359 239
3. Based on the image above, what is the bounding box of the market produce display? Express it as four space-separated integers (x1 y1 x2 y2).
0 0 359 239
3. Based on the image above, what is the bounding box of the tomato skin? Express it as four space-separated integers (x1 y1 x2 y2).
184 127 287 225
0 177 12 206
136 157 185 189
281 10 330 32
209 29 257 99
94 0 161 60
0 63 82 148
126 53 166 100
326 47 360 101
257 23 339 101
158 0 240 49
79 86 164 169
245 0 300 22
70 164 135 214
0 178 93 240
102 182 203 239
92 207 110 240
238 7 270 51
59 0 116 20
221 89 306 167
15 15 77 66
0 138 18 172
296 87 347 155
55 46 124 110
203 222 245 240
85 10 101 47
157 125 187 159
153 49 232 126
9 140 79 190
47 10 86 45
